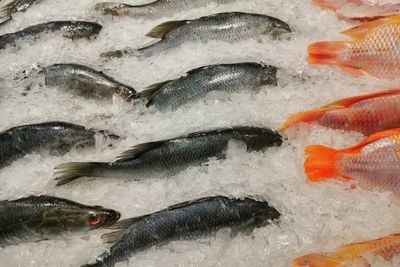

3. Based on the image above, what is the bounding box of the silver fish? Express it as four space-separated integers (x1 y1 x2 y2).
0 20 102 50
95 0 235 18
0 0 41 25
0 121 116 169
54 126 282 186
101 12 291 58
0 195 120 246
136 62 278 111
82 196 280 267
42 64 136 101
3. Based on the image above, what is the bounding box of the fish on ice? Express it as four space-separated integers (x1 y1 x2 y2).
293 232 400 266
313 0 400 20
0 195 120 246
0 121 115 169
280 89 400 136
0 0 41 25
304 128 400 196
308 15 400 79
0 20 102 50
54 126 282 186
95 0 236 18
42 64 136 101
136 62 278 111
101 12 291 58
83 196 280 267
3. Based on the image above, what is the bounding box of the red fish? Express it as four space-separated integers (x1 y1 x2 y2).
309 16 400 79
280 89 400 136
304 128 400 196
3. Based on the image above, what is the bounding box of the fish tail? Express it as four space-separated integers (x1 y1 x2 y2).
279 108 331 133
94 2 131 16
304 145 342 182
292 253 343 267
54 162 104 186
308 41 345 65
0 2 14 25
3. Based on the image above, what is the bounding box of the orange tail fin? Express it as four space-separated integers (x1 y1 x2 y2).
304 145 342 182
292 253 343 267
313 0 341 10
308 41 345 65
279 108 332 133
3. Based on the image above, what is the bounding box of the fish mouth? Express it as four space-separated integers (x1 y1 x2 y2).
104 211 121 227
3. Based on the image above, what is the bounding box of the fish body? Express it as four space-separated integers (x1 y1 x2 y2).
293 233 400 266
314 0 400 20
84 196 280 267
0 121 97 169
0 20 102 50
308 15 400 79
280 89 400 135
137 63 278 111
0 0 41 25
0 195 120 246
42 64 136 101
95 0 235 18
304 128 400 196
129 12 290 57
55 126 282 186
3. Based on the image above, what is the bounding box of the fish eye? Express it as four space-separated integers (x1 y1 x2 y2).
88 212 101 225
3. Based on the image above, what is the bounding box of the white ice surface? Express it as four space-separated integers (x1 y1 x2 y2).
1 0 400 266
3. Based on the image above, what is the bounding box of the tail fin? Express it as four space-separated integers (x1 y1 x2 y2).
279 108 332 133
292 253 343 267
313 0 341 10
308 41 345 65
54 162 103 186
0 4 13 25
304 145 342 182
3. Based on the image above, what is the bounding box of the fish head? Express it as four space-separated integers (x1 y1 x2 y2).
113 85 137 102
265 17 291 38
260 64 278 86
251 200 281 227
42 205 121 232
292 253 343 267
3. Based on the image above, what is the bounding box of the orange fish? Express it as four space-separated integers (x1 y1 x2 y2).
308 15 400 79
314 0 400 21
293 233 400 266
280 89 400 135
304 128 400 196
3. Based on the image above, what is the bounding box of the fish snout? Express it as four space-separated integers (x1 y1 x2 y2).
114 86 137 102
95 2 129 16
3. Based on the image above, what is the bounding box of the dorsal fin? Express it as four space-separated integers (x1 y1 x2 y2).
138 80 172 99
343 128 400 153
341 16 393 40
164 196 217 210
114 141 166 162
186 65 214 75
101 215 150 243
146 20 189 39
324 89 400 108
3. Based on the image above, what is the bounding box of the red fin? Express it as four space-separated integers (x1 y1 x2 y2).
338 64 365 77
313 0 341 10
341 17 391 40
304 145 343 182
292 253 343 267
308 41 345 65
343 128 400 152
324 88 400 108
279 108 333 133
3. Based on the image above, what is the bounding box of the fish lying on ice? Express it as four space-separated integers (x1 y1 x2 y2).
95 0 236 18
0 195 120 246
280 89 400 136
0 0 41 25
293 232 400 266
83 196 280 267
313 0 400 20
308 15 400 79
101 12 291 58
305 128 400 196
42 64 136 101
0 121 115 169
54 126 282 186
136 62 278 111
0 20 102 50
